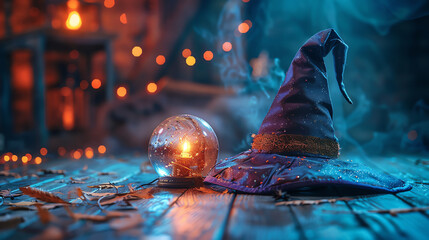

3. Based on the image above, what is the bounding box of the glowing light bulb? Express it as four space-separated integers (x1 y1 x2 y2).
66 11 82 30
147 82 158 93
186 56 196 66
148 114 219 187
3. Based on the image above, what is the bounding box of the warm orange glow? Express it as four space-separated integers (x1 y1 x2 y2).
63 104 74 130
3 155 10 162
242 0 250 2
85 147 94 159
80 80 89 90
22 156 29 164
73 150 82 160
222 42 232 52
40 148 48 156
35 157 42 165
66 11 82 30
120 13 127 24
203 51 214 61
12 155 18 162
147 82 158 93
58 147 66 157
91 79 102 89
238 22 250 34
25 153 32 161
132 46 142 57
98 145 107 154
180 141 192 158
116 86 127 98
182 49 192 58
186 56 196 66
67 0 79 9
156 55 166 65
104 0 115 8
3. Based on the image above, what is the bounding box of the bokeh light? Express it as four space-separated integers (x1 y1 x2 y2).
244 19 252 28
186 56 196 66
132 46 142 57
238 22 250 33
85 147 94 159
408 130 418 141
12 155 18 162
156 55 166 65
35 157 42 165
222 42 232 52
120 13 127 24
4 155 10 162
22 156 28 163
67 0 79 9
40 148 48 156
73 150 82 159
91 79 102 89
116 86 127 98
25 153 32 161
147 82 158 93
98 145 107 154
65 11 82 30
182 49 192 58
104 0 115 8
203 51 213 61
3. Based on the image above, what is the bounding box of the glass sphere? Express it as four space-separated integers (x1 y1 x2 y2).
148 114 219 178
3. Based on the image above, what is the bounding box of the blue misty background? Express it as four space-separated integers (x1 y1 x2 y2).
1 0 429 159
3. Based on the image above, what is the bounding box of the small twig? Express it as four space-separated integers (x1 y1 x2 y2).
136 178 159 189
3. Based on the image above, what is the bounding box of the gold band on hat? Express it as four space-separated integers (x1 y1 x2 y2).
251 133 339 158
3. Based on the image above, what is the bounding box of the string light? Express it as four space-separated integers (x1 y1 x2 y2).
35 157 42 165
73 150 82 159
222 42 232 52
4 155 10 162
91 79 102 89
22 156 29 164
238 22 250 34
147 82 158 93
25 153 32 161
120 13 127 24
85 147 94 159
203 51 213 61
104 0 115 8
182 49 192 58
132 46 142 57
156 55 166 65
98 145 107 154
12 155 18 162
186 56 196 66
116 86 127 98
40 148 48 156
65 11 82 30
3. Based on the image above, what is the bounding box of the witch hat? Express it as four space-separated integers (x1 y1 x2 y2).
205 29 411 194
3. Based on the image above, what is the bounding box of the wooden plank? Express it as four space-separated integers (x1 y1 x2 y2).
227 194 301 240
147 189 234 239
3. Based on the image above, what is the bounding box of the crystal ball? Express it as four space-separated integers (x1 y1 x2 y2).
148 114 219 178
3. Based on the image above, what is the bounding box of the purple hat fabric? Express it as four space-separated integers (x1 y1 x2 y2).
204 29 411 194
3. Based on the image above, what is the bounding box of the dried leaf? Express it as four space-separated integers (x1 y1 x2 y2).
0 171 21 178
109 212 143 231
6 201 38 206
275 197 354 206
72 213 109 222
127 183 135 192
8 203 65 211
0 216 24 230
87 183 124 189
19 187 69 204
98 172 116 176
35 204 53 224
70 177 88 184
0 190 22 199
31 226 64 240
128 188 154 199
40 169 66 175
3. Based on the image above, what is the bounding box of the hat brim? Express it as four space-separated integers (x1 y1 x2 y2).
204 150 411 194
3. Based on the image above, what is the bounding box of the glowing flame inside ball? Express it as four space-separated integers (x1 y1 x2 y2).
66 11 82 30
148 114 219 178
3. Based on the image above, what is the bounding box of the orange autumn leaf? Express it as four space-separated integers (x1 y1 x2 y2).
19 187 69 204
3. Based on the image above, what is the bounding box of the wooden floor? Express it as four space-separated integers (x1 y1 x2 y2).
0 154 428 240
